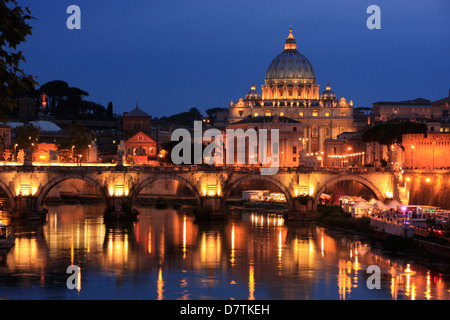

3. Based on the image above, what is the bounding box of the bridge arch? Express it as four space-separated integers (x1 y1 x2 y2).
312 175 385 211
130 173 202 205
0 179 17 211
36 174 110 212
223 174 293 210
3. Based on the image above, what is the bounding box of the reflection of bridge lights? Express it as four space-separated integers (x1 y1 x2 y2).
250 213 284 227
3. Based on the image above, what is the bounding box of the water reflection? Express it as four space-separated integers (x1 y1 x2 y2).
0 205 449 300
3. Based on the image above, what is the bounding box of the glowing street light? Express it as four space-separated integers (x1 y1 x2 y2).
13 143 18 162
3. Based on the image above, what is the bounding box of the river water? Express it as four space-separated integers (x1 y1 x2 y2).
0 204 449 300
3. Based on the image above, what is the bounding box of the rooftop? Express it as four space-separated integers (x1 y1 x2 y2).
123 106 151 118
231 115 301 125
6 120 62 132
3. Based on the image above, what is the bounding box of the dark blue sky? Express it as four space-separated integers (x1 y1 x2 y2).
19 0 450 118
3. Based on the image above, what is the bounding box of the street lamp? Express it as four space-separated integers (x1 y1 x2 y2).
71 145 75 162
410 145 415 169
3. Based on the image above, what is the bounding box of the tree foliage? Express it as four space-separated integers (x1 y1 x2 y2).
362 121 428 149
35 80 91 119
158 107 203 125
56 123 92 162
16 122 40 150
0 0 37 121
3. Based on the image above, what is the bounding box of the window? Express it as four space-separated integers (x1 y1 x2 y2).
265 112 271 116
340 111 346 117
325 112 330 117
239 110 243 116
299 112 304 117
293 127 297 132
254 112 259 117
293 146 297 154
430 127 435 132
280 112 284 116
312 111 318 117
293 157 297 162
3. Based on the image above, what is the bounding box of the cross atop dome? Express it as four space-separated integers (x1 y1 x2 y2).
285 27 297 50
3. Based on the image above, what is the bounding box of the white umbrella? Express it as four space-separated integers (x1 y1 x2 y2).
352 201 371 209
372 200 389 210
387 200 402 210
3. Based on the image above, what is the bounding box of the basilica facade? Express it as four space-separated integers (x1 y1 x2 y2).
228 29 356 153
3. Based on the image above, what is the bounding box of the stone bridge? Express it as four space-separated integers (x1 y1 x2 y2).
0 164 397 220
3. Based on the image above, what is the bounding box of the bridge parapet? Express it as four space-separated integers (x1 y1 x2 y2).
0 164 400 220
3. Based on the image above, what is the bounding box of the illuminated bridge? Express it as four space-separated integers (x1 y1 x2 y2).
0 164 399 220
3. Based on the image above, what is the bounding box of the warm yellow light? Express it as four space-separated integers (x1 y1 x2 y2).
411 145 415 149
425 178 431 183
406 177 410 182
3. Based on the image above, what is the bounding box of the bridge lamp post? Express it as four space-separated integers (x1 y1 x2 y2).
71 145 75 162
13 143 18 162
410 145 415 169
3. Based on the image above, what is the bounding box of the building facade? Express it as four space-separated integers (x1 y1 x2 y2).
122 106 152 139
124 131 158 165
402 133 450 169
225 115 304 167
228 29 356 153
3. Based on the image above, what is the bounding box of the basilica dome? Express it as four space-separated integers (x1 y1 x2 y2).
265 29 316 85
245 83 261 100
320 83 337 100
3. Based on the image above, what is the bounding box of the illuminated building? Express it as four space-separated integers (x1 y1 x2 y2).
32 142 57 163
124 131 158 165
228 28 356 153
225 115 304 167
371 98 435 122
402 133 450 169
324 132 366 168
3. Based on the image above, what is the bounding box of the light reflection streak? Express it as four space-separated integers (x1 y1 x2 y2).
249 262 255 300
5 206 450 300
157 267 164 300
230 223 235 265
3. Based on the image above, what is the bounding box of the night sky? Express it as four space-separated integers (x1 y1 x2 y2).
18 0 450 118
